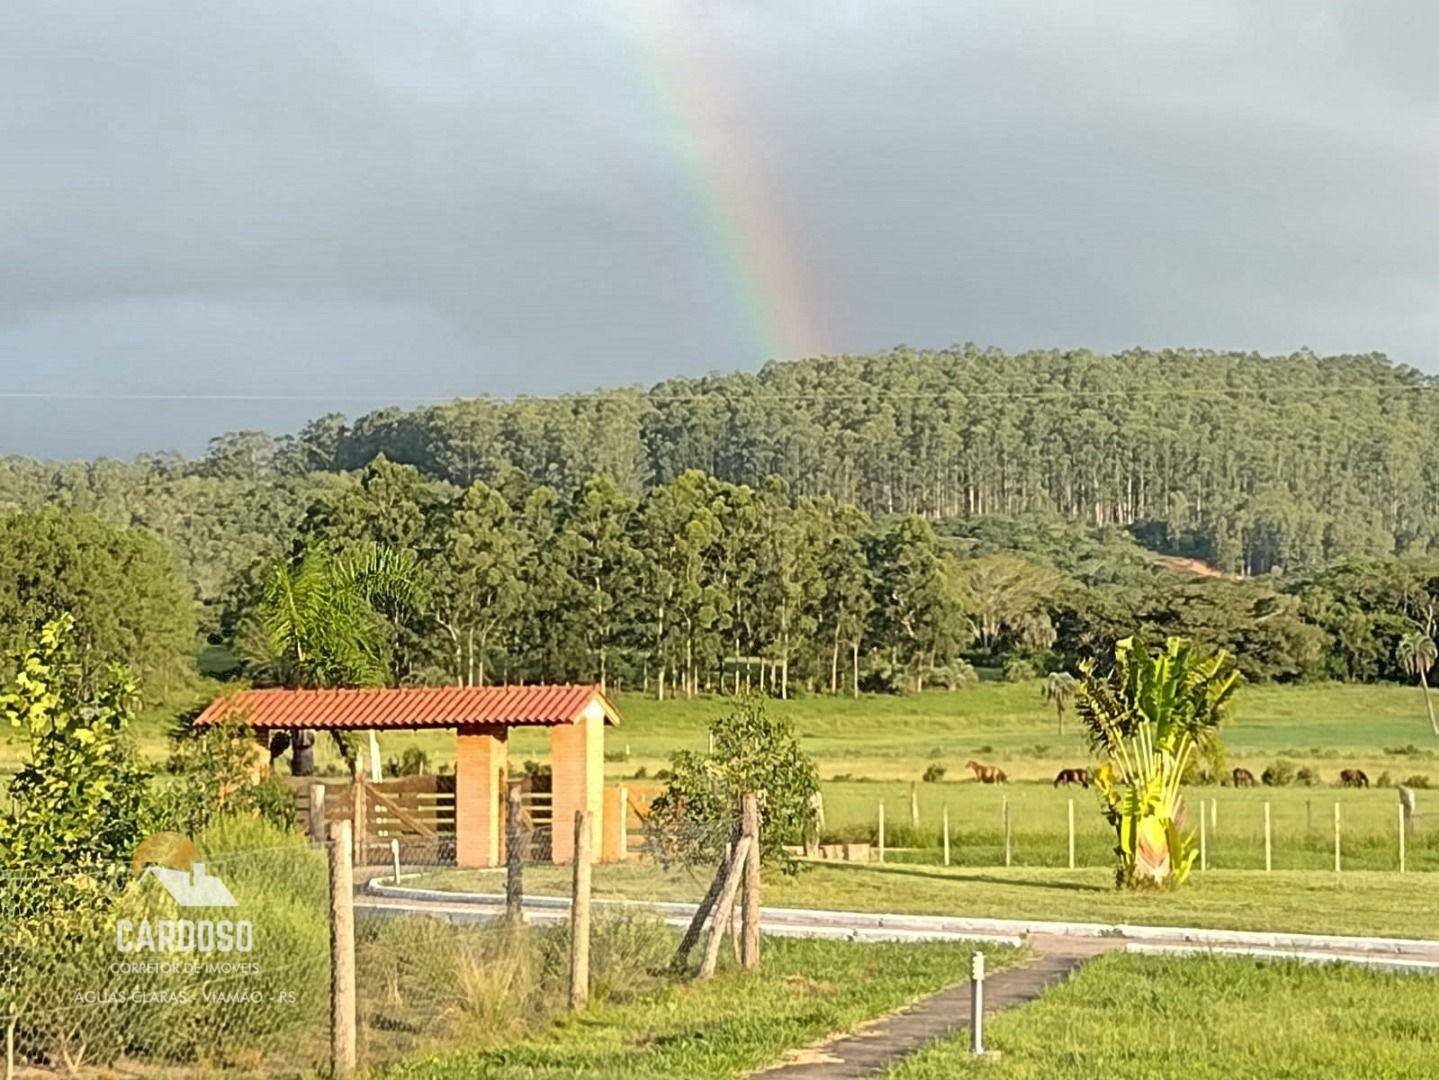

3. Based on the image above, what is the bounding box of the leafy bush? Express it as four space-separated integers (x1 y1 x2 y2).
922 764 947 783
0 616 152 871
1377 771 1394 788
385 745 431 776
1294 766 1319 787
1001 656 1039 682
1385 744 1422 757
1262 760 1297 787
645 696 819 872
1403 774 1432 790
932 659 977 690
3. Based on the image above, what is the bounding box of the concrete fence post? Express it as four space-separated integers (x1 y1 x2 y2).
389 838 401 886
1002 797 1011 868
1067 799 1075 870
910 782 919 828
1398 803 1406 873
1333 802 1342 874
970 951 986 1055
506 782 525 923
1199 804 1207 872
328 820 357 1078
942 803 951 867
1264 802 1272 873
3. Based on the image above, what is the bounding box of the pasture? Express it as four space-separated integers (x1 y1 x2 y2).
884 952 1439 1078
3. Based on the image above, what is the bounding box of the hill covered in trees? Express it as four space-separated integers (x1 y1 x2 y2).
10 346 1435 576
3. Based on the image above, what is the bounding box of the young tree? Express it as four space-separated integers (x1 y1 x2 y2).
815 502 874 697
1076 637 1240 889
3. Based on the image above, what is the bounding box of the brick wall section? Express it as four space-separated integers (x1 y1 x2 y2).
455 725 507 867
550 711 604 864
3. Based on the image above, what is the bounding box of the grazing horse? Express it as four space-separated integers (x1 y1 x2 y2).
1232 767 1257 788
966 759 1008 784
1340 768 1370 789
1053 768 1091 788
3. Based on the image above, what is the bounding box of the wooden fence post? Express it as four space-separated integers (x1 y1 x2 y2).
741 793 761 971
1002 797 1011 868
942 803 951 867
308 782 327 843
351 781 367 866
910 782 919 828
1398 803 1406 874
506 781 525 923
1333 802 1341 874
1067 799 1075 870
699 836 751 980
569 809 593 1010
328 820 357 1078
1264 802 1272 873
877 802 885 863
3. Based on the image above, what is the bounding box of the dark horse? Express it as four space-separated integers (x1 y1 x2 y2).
966 759 1008 784
1340 768 1370 789
1053 767 1091 788
1232 767 1257 788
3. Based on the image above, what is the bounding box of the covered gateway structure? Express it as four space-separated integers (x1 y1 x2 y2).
196 684 620 866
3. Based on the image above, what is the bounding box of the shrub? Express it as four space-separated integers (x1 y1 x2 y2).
922 764 946 783
1403 774 1432 790
933 659 977 690
1377 771 1394 788
384 745 430 777
1294 766 1319 787
1001 656 1038 682
1262 760 1297 787
1385 744 1422 757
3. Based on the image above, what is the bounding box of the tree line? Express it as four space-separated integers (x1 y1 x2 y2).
9 457 1439 706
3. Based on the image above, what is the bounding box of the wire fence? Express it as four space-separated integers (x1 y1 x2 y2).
0 841 332 1076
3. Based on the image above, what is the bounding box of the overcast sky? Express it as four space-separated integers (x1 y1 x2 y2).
3 2 1436 459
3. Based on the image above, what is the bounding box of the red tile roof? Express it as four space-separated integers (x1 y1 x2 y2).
195 685 619 731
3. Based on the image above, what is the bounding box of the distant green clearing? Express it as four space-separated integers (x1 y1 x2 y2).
410 861 1439 941
883 952 1439 1078
247 680 1439 785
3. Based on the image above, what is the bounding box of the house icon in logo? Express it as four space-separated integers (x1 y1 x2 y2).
139 862 238 908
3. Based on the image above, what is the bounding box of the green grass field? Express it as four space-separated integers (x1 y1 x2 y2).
884 952 1439 1078
381 936 1015 1079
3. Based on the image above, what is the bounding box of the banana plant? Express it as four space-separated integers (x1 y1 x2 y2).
1077 637 1240 889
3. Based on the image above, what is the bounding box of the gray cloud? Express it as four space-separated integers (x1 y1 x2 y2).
2 1 1435 457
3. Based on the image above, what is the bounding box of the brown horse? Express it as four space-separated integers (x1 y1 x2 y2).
1053 768 1091 788
966 759 1008 784
1232 767 1257 788
1340 768 1370 789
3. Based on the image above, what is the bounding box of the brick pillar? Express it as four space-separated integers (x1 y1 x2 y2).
456 725 507 868
550 711 604 864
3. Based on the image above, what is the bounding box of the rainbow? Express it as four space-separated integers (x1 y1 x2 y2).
611 2 826 363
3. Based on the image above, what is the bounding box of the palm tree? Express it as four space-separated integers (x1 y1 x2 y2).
1396 632 1439 737
249 542 426 775
1042 672 1077 735
1075 637 1241 889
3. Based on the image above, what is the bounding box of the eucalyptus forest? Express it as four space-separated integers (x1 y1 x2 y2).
3 346 1439 701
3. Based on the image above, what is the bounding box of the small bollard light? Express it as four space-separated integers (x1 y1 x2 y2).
970 950 985 1055
390 838 402 885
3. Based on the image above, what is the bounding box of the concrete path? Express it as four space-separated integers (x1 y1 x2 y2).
753 936 1118 1078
